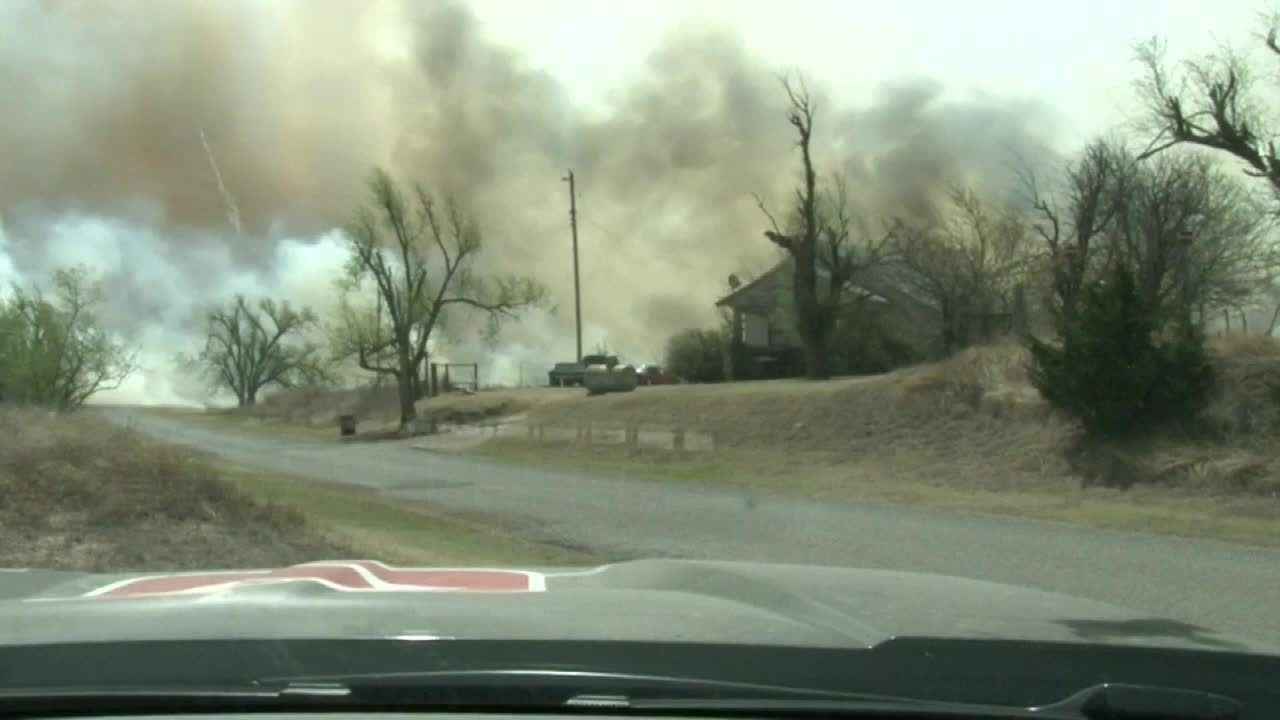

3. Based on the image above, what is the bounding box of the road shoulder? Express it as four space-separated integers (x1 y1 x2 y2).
466 437 1280 549
220 465 600 566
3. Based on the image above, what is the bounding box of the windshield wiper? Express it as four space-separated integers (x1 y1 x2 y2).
1045 683 1242 720
262 668 908 703
258 670 1244 720
0 672 1242 720
0 682 362 717
625 684 1242 720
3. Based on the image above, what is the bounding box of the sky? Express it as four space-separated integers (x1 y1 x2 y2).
0 0 1267 405
471 0 1261 142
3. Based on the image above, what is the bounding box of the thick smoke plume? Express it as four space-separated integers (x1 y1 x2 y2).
0 0 1058 401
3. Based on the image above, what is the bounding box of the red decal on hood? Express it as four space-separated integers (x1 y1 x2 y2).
83 561 546 598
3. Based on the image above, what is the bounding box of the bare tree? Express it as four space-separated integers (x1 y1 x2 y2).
1021 139 1127 325
181 295 329 408
1131 151 1269 319
1105 148 1275 323
1266 293 1280 335
0 267 135 410
898 187 1038 351
1025 138 1278 328
1136 27 1280 201
756 78 894 379
329 292 398 389
336 168 544 430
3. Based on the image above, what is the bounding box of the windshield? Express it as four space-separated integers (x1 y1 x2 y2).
1 0 1279 712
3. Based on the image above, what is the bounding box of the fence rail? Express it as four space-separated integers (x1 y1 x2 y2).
424 417 717 452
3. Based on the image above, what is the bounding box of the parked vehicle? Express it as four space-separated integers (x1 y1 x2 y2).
584 362 638 395
548 361 586 387
549 355 619 387
637 364 668 385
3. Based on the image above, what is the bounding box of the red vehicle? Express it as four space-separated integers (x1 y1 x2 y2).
637 364 668 385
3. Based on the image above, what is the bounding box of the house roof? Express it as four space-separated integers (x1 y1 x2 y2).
714 263 788 309
711 258 901 312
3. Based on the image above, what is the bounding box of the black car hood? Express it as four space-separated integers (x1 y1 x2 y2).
0 558 1269 654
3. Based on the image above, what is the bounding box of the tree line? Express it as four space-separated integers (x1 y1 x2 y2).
11 15 1280 430
182 169 545 429
721 17 1280 385
1 170 544 427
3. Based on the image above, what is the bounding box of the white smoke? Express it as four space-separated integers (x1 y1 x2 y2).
0 221 19 292
0 212 356 406
1 2 1063 404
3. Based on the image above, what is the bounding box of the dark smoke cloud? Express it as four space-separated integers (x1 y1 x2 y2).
832 79 1060 219
0 0 1062 396
1 0 384 247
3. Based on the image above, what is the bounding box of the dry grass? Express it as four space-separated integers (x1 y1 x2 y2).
464 338 1279 544
141 405 338 443
1209 334 1280 360
0 405 348 571
137 387 540 445
895 339 1035 410
0 404 597 571
215 385 580 439
474 440 1280 546
169 337 1280 542
883 336 1280 498
219 467 598 566
1077 334 1280 497
1202 335 1280 439
505 346 1070 494
247 385 402 429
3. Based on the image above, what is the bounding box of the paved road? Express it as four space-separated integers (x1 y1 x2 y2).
106 408 1280 649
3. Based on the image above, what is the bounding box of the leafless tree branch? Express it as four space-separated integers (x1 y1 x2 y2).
335 168 545 428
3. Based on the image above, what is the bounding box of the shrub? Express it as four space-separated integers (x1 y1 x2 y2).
1027 263 1211 437
828 307 923 375
664 328 726 383
1200 339 1280 437
0 267 134 409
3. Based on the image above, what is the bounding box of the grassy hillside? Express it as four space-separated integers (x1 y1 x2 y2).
197 384 576 440
0 406 595 571
171 336 1280 544
479 337 1280 494
0 406 344 571
469 337 1280 545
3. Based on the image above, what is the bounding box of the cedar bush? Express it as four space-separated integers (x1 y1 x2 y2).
1028 263 1211 436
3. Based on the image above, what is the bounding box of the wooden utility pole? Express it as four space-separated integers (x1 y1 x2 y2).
563 170 583 362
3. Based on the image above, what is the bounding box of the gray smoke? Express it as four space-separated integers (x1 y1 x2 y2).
0 0 1060 400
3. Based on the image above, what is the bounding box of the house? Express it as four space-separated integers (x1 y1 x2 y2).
714 259 941 379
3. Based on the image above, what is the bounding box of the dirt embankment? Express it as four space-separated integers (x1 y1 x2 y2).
230 384 573 437
499 337 1280 499
243 385 403 429
0 406 351 571
222 336 1280 500
147 337 1280 544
